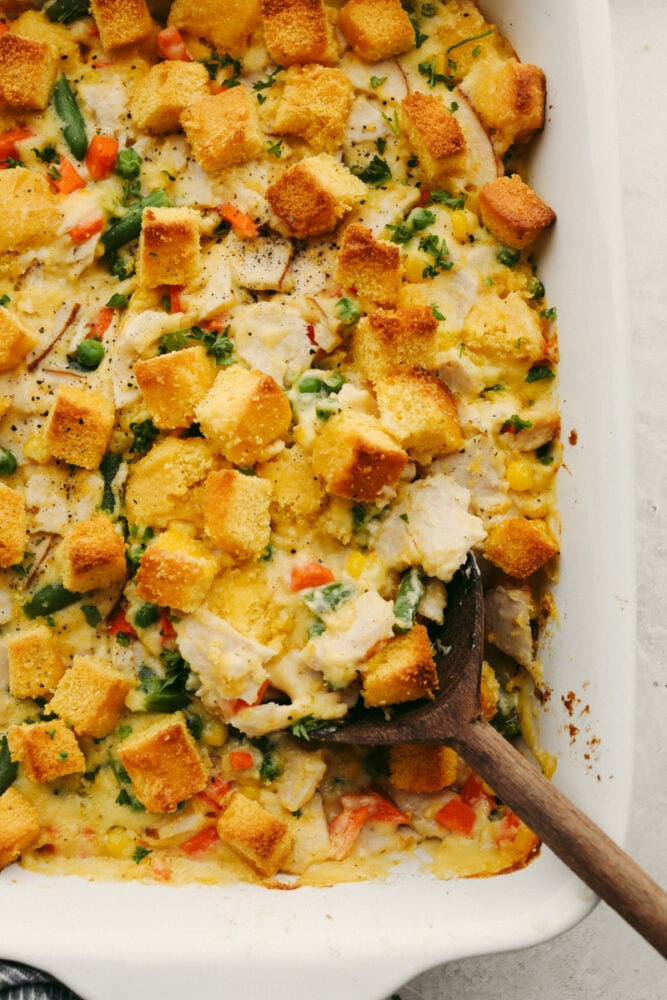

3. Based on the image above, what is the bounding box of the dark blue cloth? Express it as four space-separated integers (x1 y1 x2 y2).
0 962 81 1000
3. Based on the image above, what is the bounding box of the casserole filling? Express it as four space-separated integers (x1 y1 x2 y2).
0 0 559 885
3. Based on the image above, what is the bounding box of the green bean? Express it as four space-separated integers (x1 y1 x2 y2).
302 582 356 618
393 567 425 633
0 448 17 476
0 734 18 796
101 190 171 253
24 582 80 619
46 0 91 25
53 75 88 161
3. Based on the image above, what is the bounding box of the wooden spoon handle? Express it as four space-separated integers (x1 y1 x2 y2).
455 719 667 958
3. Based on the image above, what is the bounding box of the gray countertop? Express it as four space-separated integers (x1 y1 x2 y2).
389 1 667 997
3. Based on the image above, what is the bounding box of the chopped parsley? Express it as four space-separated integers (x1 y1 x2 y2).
427 189 466 210
541 306 558 320
81 604 102 628
500 414 533 435
445 28 494 55
132 846 152 864
370 75 387 89
0 734 18 795
267 138 283 158
418 233 453 277
128 418 159 456
199 51 242 85
289 715 320 741
525 365 555 383
418 57 454 90
350 154 392 187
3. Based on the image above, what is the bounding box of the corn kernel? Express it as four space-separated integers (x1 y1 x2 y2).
512 826 539 857
102 826 136 859
201 717 228 747
345 551 366 579
506 458 534 492
404 251 430 283
24 432 50 464
450 210 470 243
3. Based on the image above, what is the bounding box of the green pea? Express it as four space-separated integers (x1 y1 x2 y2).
76 338 105 369
115 147 142 179
0 448 17 476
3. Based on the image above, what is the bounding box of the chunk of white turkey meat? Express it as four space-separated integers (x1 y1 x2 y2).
178 242 233 318
109 308 198 408
23 466 103 533
273 744 328 813
282 792 332 875
498 409 561 452
369 474 486 582
223 230 292 291
484 583 535 668
433 436 511 522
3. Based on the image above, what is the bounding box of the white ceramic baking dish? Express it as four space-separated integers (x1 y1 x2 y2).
0 2 634 997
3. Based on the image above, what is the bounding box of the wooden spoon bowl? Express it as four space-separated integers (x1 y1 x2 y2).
313 554 667 958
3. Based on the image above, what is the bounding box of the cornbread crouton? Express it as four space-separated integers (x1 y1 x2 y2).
216 790 292 876
58 513 126 593
338 0 414 62
130 60 210 135
374 367 464 464
118 713 209 813
89 0 152 51
137 206 201 289
48 655 132 739
0 483 26 568
262 0 339 67
273 64 354 153
484 516 558 578
0 787 40 871
135 345 215 430
463 290 546 362
124 436 216 529
335 224 402 307
400 92 467 182
7 720 85 783
9 11 79 65
436 0 506 79
180 86 264 174
389 744 459 793
7 625 67 700
168 0 262 56
361 624 438 707
480 661 501 721
0 31 57 110
353 305 438 381
311 409 408 503
204 469 272 558
266 153 366 238
478 174 555 250
0 169 61 259
0 308 37 372
256 444 326 523
195 365 292 466
464 59 546 154
44 384 115 470
136 527 218 612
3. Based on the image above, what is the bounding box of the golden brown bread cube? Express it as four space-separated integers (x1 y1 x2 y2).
335 224 402 308
203 469 272 558
480 661 500 722
118 713 209 813
361 624 438 707
0 787 40 871
89 0 153 51
7 625 67 701
216 790 292 876
389 744 459 793
0 168 61 260
261 0 339 67
195 365 292 466
180 86 264 174
311 409 408 503
0 31 57 110
478 173 555 250
168 0 262 56
137 206 201 289
338 0 414 62
266 153 366 238
273 64 354 153
0 483 26 568
44 384 115 471
256 444 326 524
0 308 37 372
462 289 547 362
48 655 133 739
374 367 464 464
7 720 86 783
353 305 438 382
124 436 216 529
135 526 219 612
400 92 467 182
484 516 559 578
130 61 210 135
135 345 215 430
58 513 126 593
465 58 546 154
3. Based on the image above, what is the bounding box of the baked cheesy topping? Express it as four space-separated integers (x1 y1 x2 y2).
0 0 559 885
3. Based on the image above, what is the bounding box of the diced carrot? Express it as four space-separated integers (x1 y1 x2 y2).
0 127 34 161
460 774 495 809
217 201 259 239
68 215 104 243
159 609 177 641
229 750 254 772
0 23 8 37
289 561 335 592
230 678 270 714
156 26 190 61
86 135 119 180
328 805 369 861
495 808 522 846
86 306 114 341
201 776 233 808
435 796 476 837
202 315 230 331
340 791 408 825
168 285 184 314
107 607 137 638
49 157 85 195
180 825 220 857
150 852 172 881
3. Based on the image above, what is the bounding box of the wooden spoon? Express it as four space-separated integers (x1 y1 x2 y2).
313 554 667 958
